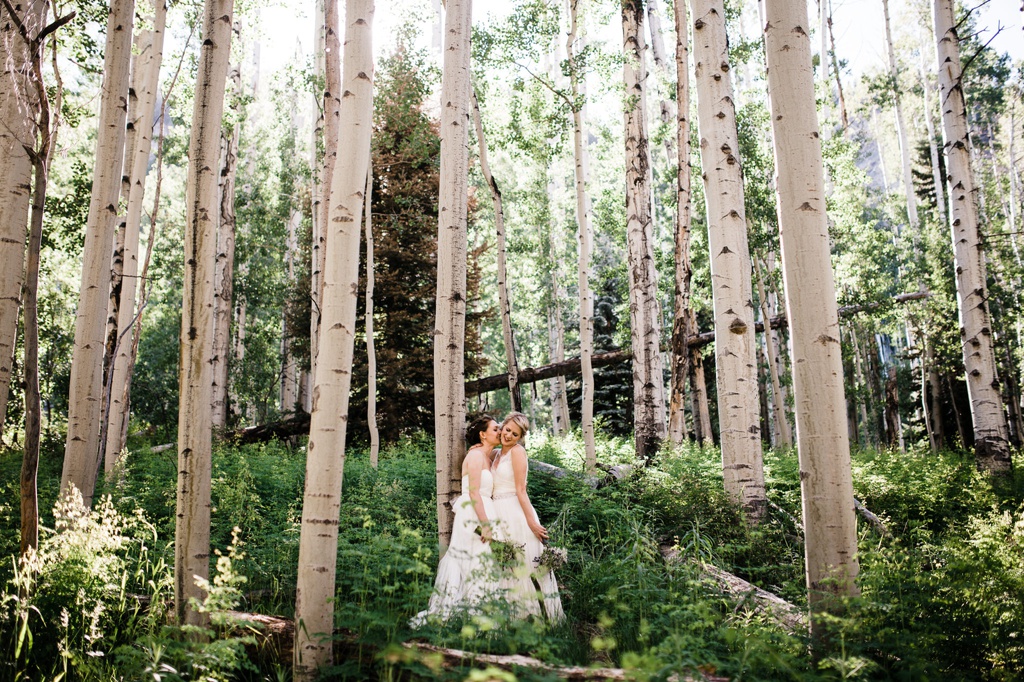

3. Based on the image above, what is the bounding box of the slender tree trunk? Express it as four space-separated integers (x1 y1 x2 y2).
176 0 233 627
0 0 47 438
566 0 595 466
211 115 238 429
755 257 792 447
105 0 167 467
365 165 379 467
622 0 667 461
433 0 471 547
470 86 521 411
547 267 570 436
61 0 135 506
14 0 60 555
281 209 301 415
921 332 938 451
763 0 860 638
690 0 765 519
881 0 919 237
825 0 847 130
646 0 677 166
933 0 1012 472
310 0 342 379
668 0 693 445
294 1 373 675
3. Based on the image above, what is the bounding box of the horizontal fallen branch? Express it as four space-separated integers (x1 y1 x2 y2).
467 290 930 396
659 546 807 633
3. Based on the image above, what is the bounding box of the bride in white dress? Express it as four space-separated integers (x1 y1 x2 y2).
491 412 564 621
413 416 503 623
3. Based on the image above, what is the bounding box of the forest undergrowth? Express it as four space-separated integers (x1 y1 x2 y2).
0 431 1022 681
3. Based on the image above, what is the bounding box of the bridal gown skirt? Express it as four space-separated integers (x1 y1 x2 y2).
412 474 501 624
491 456 565 621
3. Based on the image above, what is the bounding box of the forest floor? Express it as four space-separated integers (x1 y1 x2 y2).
1 431 1022 681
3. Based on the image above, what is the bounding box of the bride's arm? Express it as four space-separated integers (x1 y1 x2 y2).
510 445 548 541
465 450 493 543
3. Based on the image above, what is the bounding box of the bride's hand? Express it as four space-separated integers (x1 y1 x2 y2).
479 524 493 543
529 522 548 541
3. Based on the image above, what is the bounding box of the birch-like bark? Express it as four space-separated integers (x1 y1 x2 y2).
175 0 233 627
293 1 373 674
433 0 471 547
932 0 1012 472
881 0 919 234
365 165 379 467
61 0 134 505
310 0 342 377
622 0 667 461
0 0 46 437
280 209 301 415
567 0 595 466
763 0 860 635
755 256 792 447
105 0 167 467
690 0 764 519
470 86 521 411
211 111 238 429
669 0 693 445
646 0 676 165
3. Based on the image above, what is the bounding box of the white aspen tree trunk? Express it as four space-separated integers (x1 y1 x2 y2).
293 1 373 676
104 0 167 469
175 0 233 627
547 235 571 436
470 86 521 411
0 0 47 437
1009 104 1022 267
310 0 325 375
433 0 471 548
765 252 794 440
310 0 342 379
230 262 247 414
933 0 1012 473
280 209 301 415
668 0 692 445
690 0 765 520
567 0 595 467
763 0 860 635
850 327 871 445
755 256 792 447
62 0 135 505
211 112 238 429
920 56 947 224
646 0 677 166
622 0 667 461
881 0 919 234
364 164 379 467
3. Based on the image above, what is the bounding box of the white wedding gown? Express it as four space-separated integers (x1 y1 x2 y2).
491 452 565 621
412 471 502 624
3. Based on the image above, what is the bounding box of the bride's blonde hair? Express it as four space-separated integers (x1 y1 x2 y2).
502 411 530 443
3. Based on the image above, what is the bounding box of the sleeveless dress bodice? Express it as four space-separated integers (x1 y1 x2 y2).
490 452 518 499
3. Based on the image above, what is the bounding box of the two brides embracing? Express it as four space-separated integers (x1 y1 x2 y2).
413 412 564 624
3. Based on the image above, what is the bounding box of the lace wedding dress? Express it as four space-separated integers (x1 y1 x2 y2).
490 452 564 621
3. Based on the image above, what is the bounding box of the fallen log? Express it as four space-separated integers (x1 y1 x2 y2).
467 290 930 396
225 611 723 681
659 547 807 633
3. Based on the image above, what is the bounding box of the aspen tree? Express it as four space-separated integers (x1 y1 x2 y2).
293 0 373 674
176 0 234 626
281 209 301 414
824 0 848 130
0 0 47 436
919 56 946 224
690 0 765 519
470 86 521 411
434 0 471 546
567 0 595 467
310 0 342 376
763 0 860 633
105 0 167 467
755 257 792 447
211 113 238 429
669 0 694 445
62 0 135 505
365 165 379 467
622 0 667 461
881 0 919 236
932 0 1012 472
